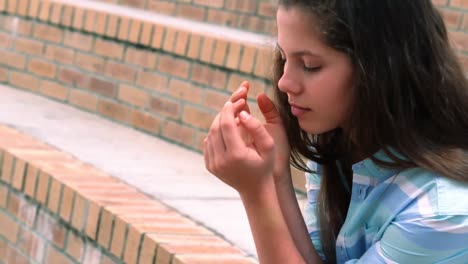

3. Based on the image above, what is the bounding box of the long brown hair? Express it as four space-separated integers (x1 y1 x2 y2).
273 0 468 263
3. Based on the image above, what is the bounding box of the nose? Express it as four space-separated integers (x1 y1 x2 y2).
277 63 302 95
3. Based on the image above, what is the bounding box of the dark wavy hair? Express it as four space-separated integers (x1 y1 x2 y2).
273 0 468 263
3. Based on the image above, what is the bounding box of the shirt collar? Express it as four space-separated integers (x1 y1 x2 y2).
351 149 402 184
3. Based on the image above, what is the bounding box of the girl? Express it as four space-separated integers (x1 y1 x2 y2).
204 0 468 263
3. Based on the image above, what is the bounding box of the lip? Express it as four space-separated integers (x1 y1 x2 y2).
289 103 311 117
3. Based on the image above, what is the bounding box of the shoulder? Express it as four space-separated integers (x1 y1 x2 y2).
396 167 468 216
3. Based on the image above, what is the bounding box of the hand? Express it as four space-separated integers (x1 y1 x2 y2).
204 82 291 196
229 81 291 185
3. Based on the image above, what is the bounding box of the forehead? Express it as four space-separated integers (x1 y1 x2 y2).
276 7 326 53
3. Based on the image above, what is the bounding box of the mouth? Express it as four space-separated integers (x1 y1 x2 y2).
290 103 311 117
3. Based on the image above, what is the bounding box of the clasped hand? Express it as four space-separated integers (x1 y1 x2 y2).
204 82 290 197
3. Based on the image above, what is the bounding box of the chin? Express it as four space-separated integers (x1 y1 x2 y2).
299 122 336 135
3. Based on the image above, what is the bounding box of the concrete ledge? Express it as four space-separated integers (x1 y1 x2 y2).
0 124 257 263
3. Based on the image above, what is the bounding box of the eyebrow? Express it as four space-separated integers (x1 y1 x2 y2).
276 43 321 57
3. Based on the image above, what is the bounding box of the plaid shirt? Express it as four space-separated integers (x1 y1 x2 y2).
303 151 468 263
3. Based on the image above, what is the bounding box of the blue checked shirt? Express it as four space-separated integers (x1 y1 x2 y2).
303 151 468 263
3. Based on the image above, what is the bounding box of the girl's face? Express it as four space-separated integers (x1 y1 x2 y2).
276 7 354 134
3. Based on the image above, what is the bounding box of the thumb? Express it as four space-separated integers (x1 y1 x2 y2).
239 111 274 156
257 93 282 124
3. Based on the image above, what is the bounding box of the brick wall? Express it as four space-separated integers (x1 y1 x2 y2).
0 125 257 264
0 0 273 155
94 0 277 35
90 0 468 47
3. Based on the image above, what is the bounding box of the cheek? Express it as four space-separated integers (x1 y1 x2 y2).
307 72 354 121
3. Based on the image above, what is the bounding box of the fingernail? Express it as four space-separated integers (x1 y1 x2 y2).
224 101 232 107
236 86 246 94
239 111 250 120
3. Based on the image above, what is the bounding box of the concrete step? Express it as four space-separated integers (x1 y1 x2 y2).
0 84 307 258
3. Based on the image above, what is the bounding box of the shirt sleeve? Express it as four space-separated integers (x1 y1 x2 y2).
345 214 468 264
303 160 326 261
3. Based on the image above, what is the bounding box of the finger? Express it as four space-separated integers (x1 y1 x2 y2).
207 136 217 172
238 111 274 156
219 101 246 150
230 81 251 113
209 113 226 153
257 93 282 124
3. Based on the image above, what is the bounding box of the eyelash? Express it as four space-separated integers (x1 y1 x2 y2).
281 57 321 73
303 66 322 72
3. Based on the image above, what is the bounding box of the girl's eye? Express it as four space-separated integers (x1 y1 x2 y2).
303 66 322 72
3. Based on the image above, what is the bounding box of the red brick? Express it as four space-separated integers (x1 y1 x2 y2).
60 185 74 222
28 59 56 78
45 45 75 65
0 211 20 243
125 48 157 68
9 71 40 91
17 227 46 263
168 79 203 103
0 50 26 69
97 99 133 123
69 89 99 111
207 9 238 27
0 68 7 82
450 0 468 8
0 32 13 49
178 4 206 21
191 65 227 89
94 39 124 60
441 9 462 29
258 2 276 18
58 67 88 88
83 243 102 264
64 31 94 51
7 192 37 227
194 0 223 8
0 17 32 35
45 245 73 264
118 84 150 108
136 70 169 93
66 231 84 262
14 37 43 56
105 61 137 82
225 0 257 13
33 24 63 43
40 80 68 101
162 121 195 147
84 202 100 240
149 96 181 119
75 52 106 74
182 105 216 130
97 209 114 249
132 110 162 133
36 211 67 248
203 90 229 111
450 31 468 52
2 245 29 264
149 1 176 15
153 26 166 50
157 55 190 79
87 77 116 97
432 0 448 6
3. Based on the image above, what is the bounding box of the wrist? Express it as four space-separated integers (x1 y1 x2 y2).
239 176 276 205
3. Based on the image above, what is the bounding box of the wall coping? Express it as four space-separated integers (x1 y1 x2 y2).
0 124 257 263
